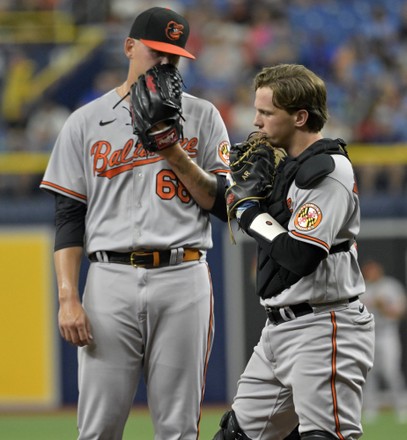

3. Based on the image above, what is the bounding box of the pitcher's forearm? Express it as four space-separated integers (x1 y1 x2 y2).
160 144 218 210
54 246 83 302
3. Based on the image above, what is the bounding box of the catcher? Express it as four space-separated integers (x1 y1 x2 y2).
213 64 374 440
40 7 230 440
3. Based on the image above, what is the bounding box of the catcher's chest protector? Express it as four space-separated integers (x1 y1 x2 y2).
256 138 350 299
265 138 349 226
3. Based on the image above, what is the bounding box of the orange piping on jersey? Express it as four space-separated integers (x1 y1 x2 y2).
196 262 214 439
96 161 230 180
97 156 164 178
40 181 87 201
211 169 230 175
291 230 330 251
330 312 345 440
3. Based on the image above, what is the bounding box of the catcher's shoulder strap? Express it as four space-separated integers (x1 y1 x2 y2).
294 137 349 188
286 137 349 188
295 154 334 189
266 138 349 224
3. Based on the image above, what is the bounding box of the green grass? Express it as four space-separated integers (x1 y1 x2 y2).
0 406 223 440
0 407 405 439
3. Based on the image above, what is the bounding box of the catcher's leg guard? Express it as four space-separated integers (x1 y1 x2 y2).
301 431 337 439
212 410 251 440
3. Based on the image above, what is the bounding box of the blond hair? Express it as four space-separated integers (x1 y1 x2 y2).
254 64 328 132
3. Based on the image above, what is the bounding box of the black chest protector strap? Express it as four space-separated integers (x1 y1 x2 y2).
256 138 351 300
265 138 349 226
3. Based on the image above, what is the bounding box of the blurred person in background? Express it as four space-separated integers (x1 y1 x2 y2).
75 69 123 107
25 98 70 151
361 259 407 423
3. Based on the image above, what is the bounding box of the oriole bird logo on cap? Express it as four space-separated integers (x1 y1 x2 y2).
166 21 184 41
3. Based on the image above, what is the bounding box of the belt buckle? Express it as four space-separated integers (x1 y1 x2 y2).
280 306 296 321
130 251 151 268
265 305 296 324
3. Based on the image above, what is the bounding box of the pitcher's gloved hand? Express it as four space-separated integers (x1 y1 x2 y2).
130 63 184 152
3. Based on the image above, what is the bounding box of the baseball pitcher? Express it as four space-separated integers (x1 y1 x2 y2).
41 7 230 440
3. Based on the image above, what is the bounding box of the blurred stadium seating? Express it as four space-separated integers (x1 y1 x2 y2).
0 0 406 409
0 0 406 221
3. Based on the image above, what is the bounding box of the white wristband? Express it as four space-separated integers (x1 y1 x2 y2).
249 212 287 242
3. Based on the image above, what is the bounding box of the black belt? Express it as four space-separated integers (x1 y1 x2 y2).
265 296 359 325
330 239 355 254
88 249 201 269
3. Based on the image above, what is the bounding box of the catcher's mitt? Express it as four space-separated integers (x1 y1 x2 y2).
130 63 184 152
226 132 287 239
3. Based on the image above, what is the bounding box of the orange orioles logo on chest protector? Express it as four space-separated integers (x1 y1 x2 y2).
166 21 184 41
294 203 322 231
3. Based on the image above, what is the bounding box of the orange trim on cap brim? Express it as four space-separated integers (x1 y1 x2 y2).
140 39 196 59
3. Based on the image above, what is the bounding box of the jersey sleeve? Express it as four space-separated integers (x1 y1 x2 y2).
203 104 230 175
183 95 230 176
288 174 355 253
40 110 87 203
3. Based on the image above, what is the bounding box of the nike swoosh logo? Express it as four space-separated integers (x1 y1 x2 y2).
99 118 116 126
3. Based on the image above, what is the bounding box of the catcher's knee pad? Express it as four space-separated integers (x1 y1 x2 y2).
212 410 251 440
301 431 337 439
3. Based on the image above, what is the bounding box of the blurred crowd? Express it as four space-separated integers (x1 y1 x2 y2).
1 0 407 199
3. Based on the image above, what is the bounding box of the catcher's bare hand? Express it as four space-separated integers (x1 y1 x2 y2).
226 132 287 221
58 297 93 347
130 64 184 153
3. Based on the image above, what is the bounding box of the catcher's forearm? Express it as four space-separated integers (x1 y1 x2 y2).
240 207 286 242
249 212 287 241
160 144 218 210
241 206 326 276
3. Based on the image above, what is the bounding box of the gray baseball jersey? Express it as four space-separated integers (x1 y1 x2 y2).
41 88 230 439
263 154 365 308
232 153 375 440
41 90 229 253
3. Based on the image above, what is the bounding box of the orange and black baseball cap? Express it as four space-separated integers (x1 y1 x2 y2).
129 7 195 60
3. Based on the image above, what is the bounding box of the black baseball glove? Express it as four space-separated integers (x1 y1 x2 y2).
226 132 287 238
130 63 184 153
